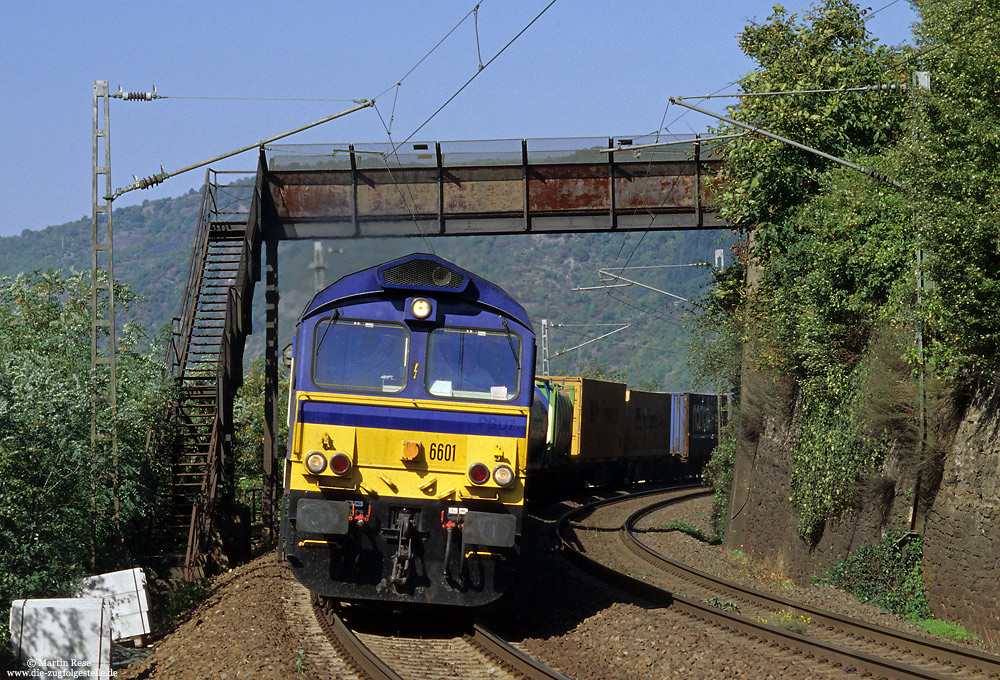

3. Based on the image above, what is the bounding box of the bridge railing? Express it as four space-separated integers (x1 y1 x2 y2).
261 136 725 240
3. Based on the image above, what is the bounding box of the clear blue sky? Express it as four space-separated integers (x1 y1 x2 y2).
0 1 917 238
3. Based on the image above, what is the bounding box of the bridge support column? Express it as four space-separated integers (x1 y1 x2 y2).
263 238 280 539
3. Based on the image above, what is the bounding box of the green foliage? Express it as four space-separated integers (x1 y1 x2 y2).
0 270 172 651
905 0 1000 378
233 358 288 512
688 251 746 395
702 425 737 538
789 386 889 541
756 608 812 634
151 578 213 631
696 1 930 539
294 648 309 673
816 531 932 620
705 596 740 613
573 358 625 382
913 618 980 644
712 0 908 254
656 519 721 545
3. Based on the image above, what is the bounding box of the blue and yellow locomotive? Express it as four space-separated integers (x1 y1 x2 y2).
280 254 535 606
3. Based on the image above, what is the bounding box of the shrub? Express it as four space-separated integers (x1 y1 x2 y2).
815 530 932 621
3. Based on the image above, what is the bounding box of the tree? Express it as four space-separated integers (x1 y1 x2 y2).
0 270 173 653
231 358 288 511
905 0 1000 379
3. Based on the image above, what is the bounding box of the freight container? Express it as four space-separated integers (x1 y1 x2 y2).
544 377 626 462
625 390 671 459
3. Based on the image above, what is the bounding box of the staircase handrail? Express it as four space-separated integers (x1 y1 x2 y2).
167 170 217 379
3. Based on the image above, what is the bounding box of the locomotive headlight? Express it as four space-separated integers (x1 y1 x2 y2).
410 298 433 320
304 451 327 474
467 462 490 485
492 464 515 487
329 452 353 476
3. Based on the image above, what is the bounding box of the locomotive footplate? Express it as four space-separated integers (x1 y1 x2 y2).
282 493 522 606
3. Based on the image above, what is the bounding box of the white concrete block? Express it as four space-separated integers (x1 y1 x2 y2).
9 598 112 677
77 567 151 640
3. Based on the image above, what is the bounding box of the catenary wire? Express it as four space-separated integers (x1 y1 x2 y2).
880 11 1000 77
160 95 360 102
865 0 903 21
372 2 484 101
371 102 439 254
390 0 558 153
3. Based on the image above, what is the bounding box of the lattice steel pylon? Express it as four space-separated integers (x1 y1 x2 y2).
91 81 119 514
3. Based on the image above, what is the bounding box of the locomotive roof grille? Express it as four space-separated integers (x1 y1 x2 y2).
382 259 466 290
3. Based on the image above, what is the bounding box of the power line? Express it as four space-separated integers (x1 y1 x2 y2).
366 0 559 247
610 77 739 276
606 289 688 327
555 326 686 353
159 95 360 102
373 2 483 101
371 102 439 253
671 83 908 101
669 97 902 187
109 99 373 200
865 0 903 21
390 0 559 152
881 11 1000 76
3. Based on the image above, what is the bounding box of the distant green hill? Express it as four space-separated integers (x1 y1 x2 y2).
0 189 730 392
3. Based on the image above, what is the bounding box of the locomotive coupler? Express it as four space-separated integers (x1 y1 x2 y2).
390 510 416 588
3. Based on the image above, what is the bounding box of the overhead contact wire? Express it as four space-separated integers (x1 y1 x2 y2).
372 102 438 253
391 0 559 152
372 2 483 101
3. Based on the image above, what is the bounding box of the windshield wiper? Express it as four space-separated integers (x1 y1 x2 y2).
500 319 520 374
315 309 340 353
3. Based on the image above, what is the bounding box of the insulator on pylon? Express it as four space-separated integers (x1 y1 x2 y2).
115 85 159 101
865 82 907 93
132 170 166 190
864 167 900 187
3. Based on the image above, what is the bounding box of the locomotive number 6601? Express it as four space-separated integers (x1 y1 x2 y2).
428 442 457 462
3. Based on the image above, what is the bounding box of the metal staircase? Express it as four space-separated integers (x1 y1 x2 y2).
158 166 262 579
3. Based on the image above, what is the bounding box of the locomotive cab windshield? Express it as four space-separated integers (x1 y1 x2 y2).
312 318 409 393
426 327 520 400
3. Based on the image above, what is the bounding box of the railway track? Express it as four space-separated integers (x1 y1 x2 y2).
557 488 1000 680
292 584 571 680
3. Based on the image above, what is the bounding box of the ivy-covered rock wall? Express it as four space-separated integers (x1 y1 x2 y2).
922 387 1000 635
725 366 915 584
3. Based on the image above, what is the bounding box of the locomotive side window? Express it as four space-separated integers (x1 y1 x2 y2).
426 328 520 401
312 319 409 393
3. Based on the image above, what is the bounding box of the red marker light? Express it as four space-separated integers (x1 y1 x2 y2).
330 453 352 476
467 462 490 485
